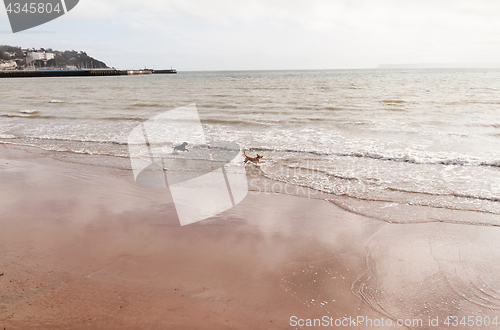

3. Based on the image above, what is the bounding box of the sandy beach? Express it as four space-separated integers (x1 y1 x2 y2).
2 0 500 328
1 144 500 329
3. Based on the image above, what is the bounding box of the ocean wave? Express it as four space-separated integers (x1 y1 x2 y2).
249 147 500 168
19 110 39 114
100 116 146 121
385 187 500 204
201 118 271 126
1 113 37 118
1 135 129 146
0 140 130 159
1 109 40 118
260 161 499 207
345 151 500 168
130 103 162 107
274 163 360 182
480 161 500 167
469 101 500 105
0 113 147 122
235 87 291 90
381 99 406 104
259 167 500 217
469 123 500 129
0 133 18 139
289 117 329 123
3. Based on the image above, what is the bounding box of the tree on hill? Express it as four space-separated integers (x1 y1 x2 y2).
0 45 23 60
0 45 109 69
48 50 108 68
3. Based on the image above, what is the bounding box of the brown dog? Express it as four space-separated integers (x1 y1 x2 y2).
243 150 263 164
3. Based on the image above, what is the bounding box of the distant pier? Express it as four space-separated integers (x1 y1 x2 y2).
0 68 176 78
152 69 177 74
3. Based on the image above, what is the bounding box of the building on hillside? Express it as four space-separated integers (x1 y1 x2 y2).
26 51 55 65
0 60 18 70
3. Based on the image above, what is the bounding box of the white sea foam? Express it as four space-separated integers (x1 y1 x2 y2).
0 69 499 217
19 109 39 114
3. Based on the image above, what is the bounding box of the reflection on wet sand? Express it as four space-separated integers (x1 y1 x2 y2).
1 145 498 329
352 223 500 329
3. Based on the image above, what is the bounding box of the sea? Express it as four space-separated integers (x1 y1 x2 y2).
1 69 499 224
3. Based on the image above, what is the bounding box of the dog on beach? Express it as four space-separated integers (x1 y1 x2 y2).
173 142 189 152
243 150 263 164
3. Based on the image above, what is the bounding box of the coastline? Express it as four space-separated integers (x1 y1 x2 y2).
1 144 500 329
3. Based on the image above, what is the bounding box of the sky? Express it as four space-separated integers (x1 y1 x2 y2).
1 0 500 71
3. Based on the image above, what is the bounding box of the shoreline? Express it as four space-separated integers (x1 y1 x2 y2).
2 144 500 329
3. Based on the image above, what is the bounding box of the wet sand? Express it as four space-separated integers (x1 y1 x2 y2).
1 144 500 329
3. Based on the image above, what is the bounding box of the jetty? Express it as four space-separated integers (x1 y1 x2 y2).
152 69 177 74
0 68 176 78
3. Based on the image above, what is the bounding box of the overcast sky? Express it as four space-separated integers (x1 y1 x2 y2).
1 0 500 70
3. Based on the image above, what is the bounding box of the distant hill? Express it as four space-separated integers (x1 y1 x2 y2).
0 45 109 69
377 63 500 69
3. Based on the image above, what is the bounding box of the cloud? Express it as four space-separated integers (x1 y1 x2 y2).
66 0 500 67
2 0 499 69
70 0 500 31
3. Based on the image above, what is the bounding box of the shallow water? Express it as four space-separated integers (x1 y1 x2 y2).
1 69 499 220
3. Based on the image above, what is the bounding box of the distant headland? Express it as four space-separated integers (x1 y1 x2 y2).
377 62 500 69
0 45 176 78
0 45 108 70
